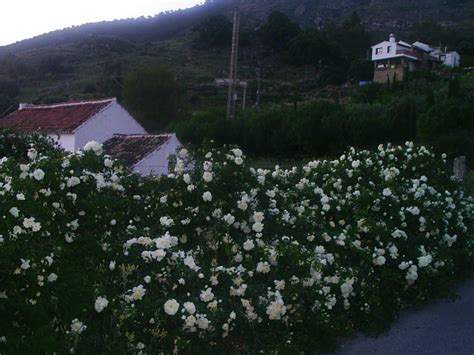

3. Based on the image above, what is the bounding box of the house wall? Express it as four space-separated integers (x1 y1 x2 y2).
372 41 394 61
48 133 75 152
74 100 147 151
444 52 460 67
133 134 182 176
371 41 409 61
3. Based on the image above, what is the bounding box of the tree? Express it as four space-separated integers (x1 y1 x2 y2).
347 59 374 82
123 66 181 131
448 76 461 99
0 79 20 98
409 20 448 46
323 12 371 61
259 11 301 52
193 15 232 47
37 54 67 76
287 30 329 66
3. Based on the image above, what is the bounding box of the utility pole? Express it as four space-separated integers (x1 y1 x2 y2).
256 67 261 107
226 2 240 120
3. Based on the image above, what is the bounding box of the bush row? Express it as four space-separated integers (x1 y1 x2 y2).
0 133 473 353
175 97 420 158
175 75 474 163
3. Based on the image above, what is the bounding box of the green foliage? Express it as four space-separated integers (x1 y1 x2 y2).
287 30 332 66
0 79 20 98
0 95 16 118
0 130 62 160
175 93 422 158
177 72 474 160
448 75 461 98
1 135 473 353
259 11 301 52
37 54 68 76
347 59 374 82
123 65 181 131
418 98 474 162
324 12 372 61
466 171 474 195
193 15 232 47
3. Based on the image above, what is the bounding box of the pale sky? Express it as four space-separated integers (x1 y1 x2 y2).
0 0 204 46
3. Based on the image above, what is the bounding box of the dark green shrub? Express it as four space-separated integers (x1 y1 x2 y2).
418 99 474 162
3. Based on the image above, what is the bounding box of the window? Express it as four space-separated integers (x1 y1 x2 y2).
387 46 392 53
440 55 446 62
375 47 383 55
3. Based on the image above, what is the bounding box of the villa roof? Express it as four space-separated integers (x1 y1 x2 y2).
103 134 173 167
0 98 115 134
412 41 434 53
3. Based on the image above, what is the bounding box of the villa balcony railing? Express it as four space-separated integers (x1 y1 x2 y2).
396 49 421 59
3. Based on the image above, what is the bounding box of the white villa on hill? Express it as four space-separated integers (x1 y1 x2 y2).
371 34 460 83
0 98 181 176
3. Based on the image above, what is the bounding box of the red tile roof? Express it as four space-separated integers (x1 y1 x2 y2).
0 98 115 134
103 134 173 167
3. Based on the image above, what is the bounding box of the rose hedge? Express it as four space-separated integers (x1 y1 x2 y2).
0 133 473 354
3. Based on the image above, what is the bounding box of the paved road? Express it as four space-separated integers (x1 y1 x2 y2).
335 278 474 355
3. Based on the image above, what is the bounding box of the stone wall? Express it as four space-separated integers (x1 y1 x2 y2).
373 65 406 84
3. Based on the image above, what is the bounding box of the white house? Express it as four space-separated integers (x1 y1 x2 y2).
0 97 183 176
0 98 147 151
436 50 461 67
103 133 182 176
371 34 461 83
372 34 418 64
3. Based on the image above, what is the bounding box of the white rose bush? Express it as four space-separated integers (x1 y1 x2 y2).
0 131 473 354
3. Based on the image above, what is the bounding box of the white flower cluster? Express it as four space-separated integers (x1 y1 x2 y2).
94 296 109 313
83 141 103 156
1 140 473 353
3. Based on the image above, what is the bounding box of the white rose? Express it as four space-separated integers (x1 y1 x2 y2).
200 288 215 303
70 319 86 335
27 148 38 160
183 301 196 314
252 222 264 233
33 169 45 181
351 160 360 169
202 191 212 202
243 240 255 251
83 141 103 156
418 255 432 268
223 214 235 226
104 158 113 168
131 285 146 301
164 299 180 315
231 148 243 157
9 207 19 218
203 172 213 183
94 296 109 313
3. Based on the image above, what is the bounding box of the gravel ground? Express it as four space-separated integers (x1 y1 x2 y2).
334 278 474 355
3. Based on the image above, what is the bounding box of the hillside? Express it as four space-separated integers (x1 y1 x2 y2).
0 0 474 125
2 0 474 54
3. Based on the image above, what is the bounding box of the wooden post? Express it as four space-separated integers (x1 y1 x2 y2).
226 8 240 120
454 156 467 181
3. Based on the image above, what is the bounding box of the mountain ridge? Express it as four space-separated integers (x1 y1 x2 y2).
1 0 473 55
